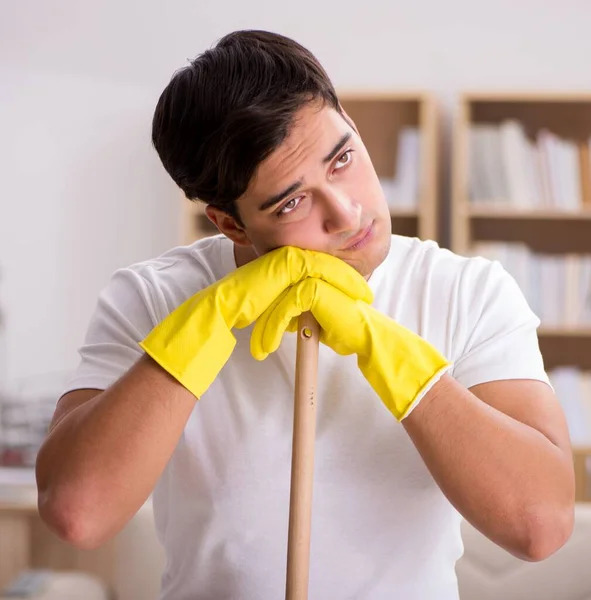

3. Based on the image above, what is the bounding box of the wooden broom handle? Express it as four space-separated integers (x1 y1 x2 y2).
285 311 320 600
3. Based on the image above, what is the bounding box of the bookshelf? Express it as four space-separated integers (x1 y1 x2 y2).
181 91 441 245
452 92 591 501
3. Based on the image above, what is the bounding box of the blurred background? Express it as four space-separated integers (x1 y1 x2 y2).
1 1 591 598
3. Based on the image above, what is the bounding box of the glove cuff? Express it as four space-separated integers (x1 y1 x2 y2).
398 363 452 421
359 317 452 422
139 312 236 399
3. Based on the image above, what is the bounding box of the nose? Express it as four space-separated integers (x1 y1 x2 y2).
322 188 361 235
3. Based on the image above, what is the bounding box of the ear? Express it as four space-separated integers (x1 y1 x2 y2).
205 205 252 247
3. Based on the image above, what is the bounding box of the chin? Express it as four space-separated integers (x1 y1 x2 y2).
344 235 391 279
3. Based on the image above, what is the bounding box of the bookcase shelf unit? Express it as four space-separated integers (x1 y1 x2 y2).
452 92 591 501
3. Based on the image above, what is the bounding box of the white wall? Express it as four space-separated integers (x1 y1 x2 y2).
1 0 590 384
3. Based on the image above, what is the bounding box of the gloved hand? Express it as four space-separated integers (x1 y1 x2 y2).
251 278 451 421
139 246 373 399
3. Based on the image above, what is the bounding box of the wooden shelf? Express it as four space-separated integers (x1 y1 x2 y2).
538 327 591 338
573 446 591 502
471 218 591 254
538 332 591 371
461 91 591 103
388 207 420 217
537 326 591 370
466 206 591 220
181 91 442 245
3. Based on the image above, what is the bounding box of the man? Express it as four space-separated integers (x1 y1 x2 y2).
36 30 575 600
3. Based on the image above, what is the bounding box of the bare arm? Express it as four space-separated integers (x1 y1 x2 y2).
36 354 197 549
403 374 575 562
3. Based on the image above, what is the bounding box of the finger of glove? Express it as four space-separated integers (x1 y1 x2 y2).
252 278 364 360
287 317 298 333
290 279 364 357
306 250 373 304
250 279 317 361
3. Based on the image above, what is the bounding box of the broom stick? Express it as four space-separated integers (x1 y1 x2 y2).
285 311 320 600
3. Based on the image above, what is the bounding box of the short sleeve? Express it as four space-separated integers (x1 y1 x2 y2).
62 268 160 395
451 258 550 390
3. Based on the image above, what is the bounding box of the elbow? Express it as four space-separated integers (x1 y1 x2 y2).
37 489 108 551
517 503 574 562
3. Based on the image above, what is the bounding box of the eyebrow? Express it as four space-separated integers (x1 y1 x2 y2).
257 132 353 212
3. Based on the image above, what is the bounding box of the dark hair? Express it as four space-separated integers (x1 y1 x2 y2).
151 30 341 223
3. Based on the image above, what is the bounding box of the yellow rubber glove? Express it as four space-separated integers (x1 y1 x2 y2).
251 278 451 421
139 247 373 399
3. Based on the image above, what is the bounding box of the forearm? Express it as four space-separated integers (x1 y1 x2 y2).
403 374 575 561
36 354 197 548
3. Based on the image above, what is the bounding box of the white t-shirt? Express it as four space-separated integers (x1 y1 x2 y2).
64 234 549 600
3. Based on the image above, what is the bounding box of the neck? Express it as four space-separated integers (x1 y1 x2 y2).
233 244 258 268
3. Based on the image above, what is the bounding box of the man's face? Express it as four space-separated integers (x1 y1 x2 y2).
211 101 392 278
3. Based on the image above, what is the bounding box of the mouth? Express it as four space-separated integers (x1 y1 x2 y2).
342 221 374 251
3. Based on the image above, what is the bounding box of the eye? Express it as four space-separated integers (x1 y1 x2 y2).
334 149 354 170
277 195 303 217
